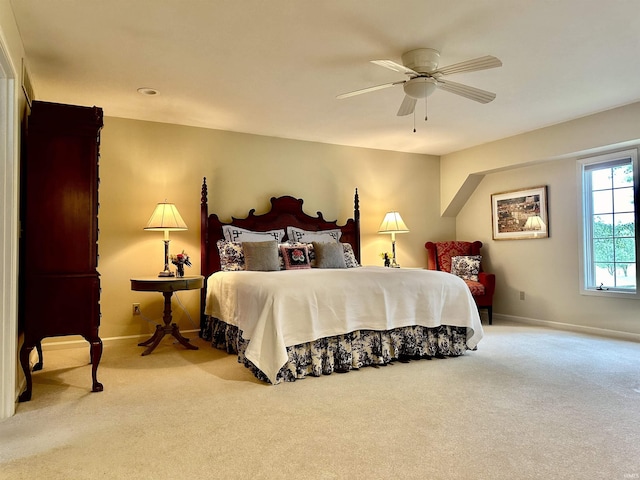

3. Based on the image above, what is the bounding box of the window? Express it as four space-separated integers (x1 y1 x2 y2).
578 149 639 298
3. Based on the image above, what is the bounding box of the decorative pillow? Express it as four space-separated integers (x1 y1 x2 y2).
222 225 285 243
342 243 360 268
287 242 317 266
288 241 358 268
436 241 473 273
451 255 481 282
287 226 341 243
217 240 245 271
279 244 311 270
243 241 280 271
312 241 347 269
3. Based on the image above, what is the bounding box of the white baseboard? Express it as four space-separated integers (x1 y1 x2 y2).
494 313 640 343
39 329 202 351
36 317 640 350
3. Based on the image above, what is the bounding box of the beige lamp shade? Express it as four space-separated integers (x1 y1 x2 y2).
378 211 409 234
144 202 187 277
378 211 409 268
144 203 188 232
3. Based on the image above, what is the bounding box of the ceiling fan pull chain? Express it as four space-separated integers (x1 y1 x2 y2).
425 96 428 122
413 109 416 133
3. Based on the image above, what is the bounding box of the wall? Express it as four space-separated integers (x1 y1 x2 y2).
442 102 640 216
96 117 453 341
453 109 640 337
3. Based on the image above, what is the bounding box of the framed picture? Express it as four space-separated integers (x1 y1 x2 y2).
491 186 549 240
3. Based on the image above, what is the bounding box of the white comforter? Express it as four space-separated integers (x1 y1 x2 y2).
205 266 483 383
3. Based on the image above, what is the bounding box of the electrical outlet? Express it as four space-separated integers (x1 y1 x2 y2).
133 303 141 315
519 291 525 301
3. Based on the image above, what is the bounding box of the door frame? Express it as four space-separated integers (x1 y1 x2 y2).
0 35 19 420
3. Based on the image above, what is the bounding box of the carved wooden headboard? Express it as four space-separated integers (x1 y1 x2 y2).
199 177 361 328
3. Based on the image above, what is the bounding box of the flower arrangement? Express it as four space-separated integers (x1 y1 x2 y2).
379 252 391 267
170 251 192 267
170 250 191 277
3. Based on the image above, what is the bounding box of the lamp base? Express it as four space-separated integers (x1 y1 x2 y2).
158 239 175 277
391 239 400 268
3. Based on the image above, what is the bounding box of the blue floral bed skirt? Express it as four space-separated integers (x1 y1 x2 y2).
203 317 470 384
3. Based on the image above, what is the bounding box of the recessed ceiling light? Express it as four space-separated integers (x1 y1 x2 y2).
137 87 159 96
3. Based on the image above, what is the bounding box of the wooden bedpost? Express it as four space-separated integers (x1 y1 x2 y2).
200 177 208 336
354 188 361 263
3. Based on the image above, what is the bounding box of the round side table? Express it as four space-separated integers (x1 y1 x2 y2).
130 275 204 356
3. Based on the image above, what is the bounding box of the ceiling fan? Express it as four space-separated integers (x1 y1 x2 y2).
337 48 502 119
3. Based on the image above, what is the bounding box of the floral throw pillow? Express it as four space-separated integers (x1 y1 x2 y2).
217 240 245 271
342 243 360 268
450 255 481 282
280 244 311 270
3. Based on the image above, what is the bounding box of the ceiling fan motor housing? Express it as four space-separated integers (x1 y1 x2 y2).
401 48 440 73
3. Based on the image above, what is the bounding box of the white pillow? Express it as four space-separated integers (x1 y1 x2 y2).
222 225 285 243
287 226 341 243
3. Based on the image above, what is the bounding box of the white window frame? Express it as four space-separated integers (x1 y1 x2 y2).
577 148 639 299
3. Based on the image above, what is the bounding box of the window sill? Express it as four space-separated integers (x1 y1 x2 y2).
580 287 639 300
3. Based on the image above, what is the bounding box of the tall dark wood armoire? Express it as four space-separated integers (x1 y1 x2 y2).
19 101 104 402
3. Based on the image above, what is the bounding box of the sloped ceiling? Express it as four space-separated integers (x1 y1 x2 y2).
10 0 640 155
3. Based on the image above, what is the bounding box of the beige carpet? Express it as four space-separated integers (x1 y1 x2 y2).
1 322 639 480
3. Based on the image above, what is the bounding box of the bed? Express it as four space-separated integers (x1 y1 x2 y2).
199 178 483 383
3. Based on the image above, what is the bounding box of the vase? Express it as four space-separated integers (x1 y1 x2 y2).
176 264 184 277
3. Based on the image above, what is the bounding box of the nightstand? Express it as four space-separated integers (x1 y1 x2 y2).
130 275 204 356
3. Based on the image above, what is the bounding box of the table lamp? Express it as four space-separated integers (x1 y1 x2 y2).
144 202 188 277
378 211 410 268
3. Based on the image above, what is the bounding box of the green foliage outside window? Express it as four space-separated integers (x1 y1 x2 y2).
590 163 636 286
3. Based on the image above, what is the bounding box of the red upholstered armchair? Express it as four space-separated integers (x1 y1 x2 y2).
424 241 495 324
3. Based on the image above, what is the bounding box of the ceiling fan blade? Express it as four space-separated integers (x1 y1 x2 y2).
397 95 417 116
434 55 502 76
336 80 405 99
436 79 497 103
371 60 419 76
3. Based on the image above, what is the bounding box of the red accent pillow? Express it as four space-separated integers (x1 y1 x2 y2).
279 244 311 270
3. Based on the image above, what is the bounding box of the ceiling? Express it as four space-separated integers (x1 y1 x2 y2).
9 0 640 156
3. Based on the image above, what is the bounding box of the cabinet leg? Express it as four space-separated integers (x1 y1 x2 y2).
89 339 103 392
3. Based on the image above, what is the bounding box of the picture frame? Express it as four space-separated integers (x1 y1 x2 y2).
491 186 549 240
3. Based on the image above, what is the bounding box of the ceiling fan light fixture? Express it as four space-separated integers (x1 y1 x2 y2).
403 78 437 99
